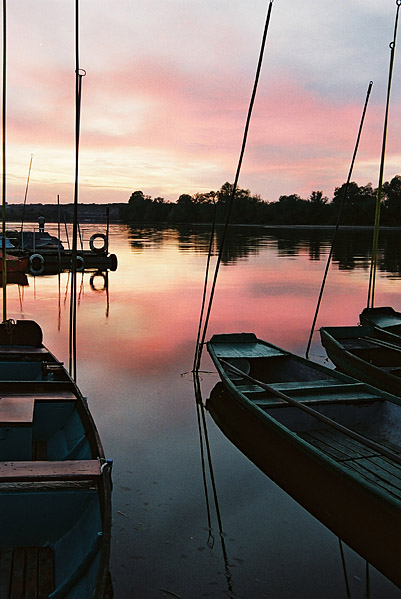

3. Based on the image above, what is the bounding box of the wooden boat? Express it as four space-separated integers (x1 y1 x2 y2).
320 325 401 396
0 319 112 598
360 306 401 335
207 332 401 589
0 253 28 274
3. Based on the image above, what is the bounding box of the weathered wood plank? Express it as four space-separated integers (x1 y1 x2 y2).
344 457 401 501
25 547 38 599
300 429 372 460
300 428 401 500
0 549 12 597
0 460 102 481
311 428 378 459
301 430 351 460
255 396 379 408
300 427 382 460
38 547 53 599
0 396 35 426
215 344 283 358
10 547 25 598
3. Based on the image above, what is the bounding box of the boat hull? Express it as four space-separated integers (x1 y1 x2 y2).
0 320 112 599
207 382 401 589
360 306 401 335
320 325 401 397
207 332 401 589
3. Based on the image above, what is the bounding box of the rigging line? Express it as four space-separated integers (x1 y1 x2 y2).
367 0 401 309
20 153 34 245
193 196 217 372
365 561 370 599
193 372 215 548
1 0 6 321
193 373 235 597
195 0 274 371
305 81 373 359
338 539 351 599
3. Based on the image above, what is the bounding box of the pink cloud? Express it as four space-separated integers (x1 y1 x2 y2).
5 47 401 204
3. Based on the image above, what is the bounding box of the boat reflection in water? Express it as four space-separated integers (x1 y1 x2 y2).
0 272 29 287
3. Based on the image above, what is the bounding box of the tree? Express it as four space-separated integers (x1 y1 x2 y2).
332 182 375 225
383 175 401 224
309 191 328 205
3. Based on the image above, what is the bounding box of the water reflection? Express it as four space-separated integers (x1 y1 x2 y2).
193 372 235 599
127 224 401 277
4 223 401 598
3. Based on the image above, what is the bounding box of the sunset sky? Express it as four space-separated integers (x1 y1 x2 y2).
4 1 401 205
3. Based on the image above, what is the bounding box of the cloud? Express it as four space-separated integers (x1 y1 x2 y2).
3 0 401 204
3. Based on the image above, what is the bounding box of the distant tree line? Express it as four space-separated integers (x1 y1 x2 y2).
5 203 123 224
119 176 401 226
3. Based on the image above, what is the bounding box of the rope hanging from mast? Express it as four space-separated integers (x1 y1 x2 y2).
367 0 401 309
305 80 373 359
193 0 274 372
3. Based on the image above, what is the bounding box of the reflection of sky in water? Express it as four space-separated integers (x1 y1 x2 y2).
5 224 401 598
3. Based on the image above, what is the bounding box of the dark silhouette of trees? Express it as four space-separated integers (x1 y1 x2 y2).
119 177 401 227
383 175 401 222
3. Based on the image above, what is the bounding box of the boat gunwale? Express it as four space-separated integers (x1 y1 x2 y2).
320 325 401 396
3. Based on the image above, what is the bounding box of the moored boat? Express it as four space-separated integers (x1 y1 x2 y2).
0 253 28 274
0 319 112 598
360 306 401 335
320 324 401 396
207 332 401 589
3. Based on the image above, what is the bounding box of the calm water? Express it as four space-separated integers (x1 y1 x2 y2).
5 223 401 599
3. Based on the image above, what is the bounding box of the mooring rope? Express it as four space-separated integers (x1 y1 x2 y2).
338 539 351 599
193 373 235 597
367 0 401 309
193 195 217 371
194 0 274 371
305 81 373 359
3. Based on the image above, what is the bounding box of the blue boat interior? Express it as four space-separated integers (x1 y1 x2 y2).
0 401 92 461
0 361 44 380
0 486 103 598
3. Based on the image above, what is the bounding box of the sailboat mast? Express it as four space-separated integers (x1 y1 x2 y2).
1 0 6 321
69 0 85 379
367 0 401 308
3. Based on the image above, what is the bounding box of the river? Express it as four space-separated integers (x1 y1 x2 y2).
6 223 401 598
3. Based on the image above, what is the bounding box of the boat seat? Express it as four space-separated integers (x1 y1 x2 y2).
0 346 48 355
237 380 365 395
0 396 35 426
0 460 102 482
0 546 54 598
0 392 78 426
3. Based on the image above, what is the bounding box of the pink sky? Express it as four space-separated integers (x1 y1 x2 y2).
4 1 401 205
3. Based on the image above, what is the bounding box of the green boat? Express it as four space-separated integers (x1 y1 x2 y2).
207 332 401 589
360 306 401 335
0 320 112 599
320 325 401 397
